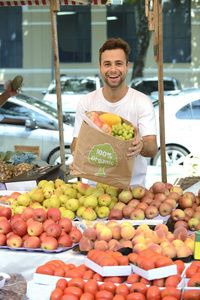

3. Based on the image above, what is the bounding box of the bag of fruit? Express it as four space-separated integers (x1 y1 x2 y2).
71 111 135 189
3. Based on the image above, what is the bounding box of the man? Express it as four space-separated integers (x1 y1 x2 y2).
0 81 21 107
70 38 158 188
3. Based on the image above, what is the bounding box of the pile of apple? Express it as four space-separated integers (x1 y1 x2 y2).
0 206 82 251
79 220 194 259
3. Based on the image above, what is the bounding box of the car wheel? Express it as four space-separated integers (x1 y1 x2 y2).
151 145 189 166
48 147 72 170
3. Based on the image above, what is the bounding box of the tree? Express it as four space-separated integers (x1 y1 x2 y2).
125 0 151 79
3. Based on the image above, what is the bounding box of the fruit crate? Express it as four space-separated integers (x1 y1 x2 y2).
173 177 200 190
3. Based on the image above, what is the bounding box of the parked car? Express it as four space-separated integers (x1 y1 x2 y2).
0 89 74 168
128 76 182 96
151 88 200 166
42 75 103 118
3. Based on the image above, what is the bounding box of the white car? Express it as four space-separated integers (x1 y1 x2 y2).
43 75 103 117
151 88 200 166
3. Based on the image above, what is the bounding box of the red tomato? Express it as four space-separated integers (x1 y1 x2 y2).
160 287 182 300
113 296 125 300
83 279 98 295
93 273 104 282
165 275 180 287
67 277 85 290
146 286 161 300
50 288 63 300
82 270 95 280
99 282 116 295
188 274 200 287
152 278 165 287
56 279 68 291
125 292 146 300
116 283 129 297
173 260 185 275
182 289 200 300
104 276 123 284
63 286 83 298
36 265 54 276
54 267 65 277
155 256 173 268
60 295 79 300
161 297 178 300
95 290 114 300
80 292 95 300
129 282 148 296
126 274 140 284
117 256 129 266
186 265 198 278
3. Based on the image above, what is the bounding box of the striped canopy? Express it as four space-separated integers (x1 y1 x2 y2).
0 0 108 5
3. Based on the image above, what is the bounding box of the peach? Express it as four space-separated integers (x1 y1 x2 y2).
143 229 152 238
147 243 162 254
134 229 145 237
132 235 146 246
82 228 97 241
173 227 188 241
97 226 112 243
174 220 189 230
154 224 169 236
132 243 147 254
94 240 109 251
137 224 151 232
166 232 175 243
184 237 195 254
108 239 123 251
151 229 166 244
161 245 177 259
176 245 193 258
122 240 133 249
160 241 171 249
121 225 135 241
171 239 185 250
106 220 119 228
110 225 122 240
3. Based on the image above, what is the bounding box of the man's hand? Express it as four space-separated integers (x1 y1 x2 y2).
127 126 143 159
69 151 74 171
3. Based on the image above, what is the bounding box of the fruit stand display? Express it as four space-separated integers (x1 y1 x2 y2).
0 176 200 299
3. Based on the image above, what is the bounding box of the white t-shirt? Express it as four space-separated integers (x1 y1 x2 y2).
73 87 157 188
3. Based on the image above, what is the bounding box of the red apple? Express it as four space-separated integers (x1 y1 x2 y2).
47 207 61 222
152 181 165 194
58 234 73 248
183 191 196 203
68 228 82 243
10 214 22 227
108 209 123 220
0 218 11 235
46 223 62 239
21 207 34 222
159 202 173 217
0 233 7 246
132 186 146 199
41 236 58 251
27 221 43 236
171 209 185 222
145 205 158 219
24 236 41 249
0 206 12 220
179 196 193 209
43 219 55 231
12 219 27 236
39 232 47 242
32 207 47 222
6 233 23 248
58 217 72 233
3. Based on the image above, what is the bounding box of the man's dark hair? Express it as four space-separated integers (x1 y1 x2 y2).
99 38 131 64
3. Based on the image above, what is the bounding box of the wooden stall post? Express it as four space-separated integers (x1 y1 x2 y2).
145 0 167 183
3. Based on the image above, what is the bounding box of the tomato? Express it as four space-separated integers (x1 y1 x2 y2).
155 256 173 268
127 253 139 264
191 261 200 268
160 287 182 300
140 277 152 286
146 286 161 300
63 286 83 298
116 283 129 297
95 290 114 300
188 274 200 287
80 292 95 300
113 296 125 300
139 257 155 270
100 256 118 267
49 260 65 268
96 252 108 265
182 289 200 300
84 279 98 295
185 265 198 278
165 275 180 287
104 276 123 284
125 292 146 300
93 273 104 282
161 297 178 300
152 278 165 287
67 277 85 290
60 294 79 300
56 279 68 291
54 267 65 277
65 268 83 278
173 260 185 275
50 288 63 300
99 282 116 295
117 256 129 266
82 270 95 280
87 249 101 261
129 282 148 296
36 265 54 275
126 274 140 284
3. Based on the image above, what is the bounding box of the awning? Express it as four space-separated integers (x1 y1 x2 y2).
0 0 107 6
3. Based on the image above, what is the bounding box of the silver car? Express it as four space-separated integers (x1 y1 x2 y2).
151 88 200 166
0 90 74 168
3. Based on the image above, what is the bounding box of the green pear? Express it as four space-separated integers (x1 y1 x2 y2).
84 195 98 209
43 186 55 199
82 207 97 221
42 181 54 192
85 187 96 196
14 205 26 214
30 189 44 203
59 206 66 213
54 178 65 188
94 205 100 214
54 187 63 197
61 209 75 220
78 196 86 206
92 188 104 198
96 182 109 192
97 206 110 219
64 188 77 199
66 198 79 212
17 193 31 207
60 183 72 192
76 192 82 199
28 187 38 197
47 196 61 209
37 180 48 189
76 206 86 218
58 194 69 206
42 199 49 209
76 181 90 195
108 199 118 210
106 185 119 198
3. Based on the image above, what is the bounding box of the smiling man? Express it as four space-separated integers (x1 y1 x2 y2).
70 38 158 188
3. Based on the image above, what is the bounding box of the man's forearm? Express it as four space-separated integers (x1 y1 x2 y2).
140 137 158 158
70 138 77 154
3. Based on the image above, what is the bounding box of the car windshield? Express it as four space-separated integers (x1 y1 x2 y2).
48 78 96 95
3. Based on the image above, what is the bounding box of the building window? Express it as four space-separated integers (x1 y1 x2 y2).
107 3 136 62
57 6 91 63
0 7 22 68
163 0 191 63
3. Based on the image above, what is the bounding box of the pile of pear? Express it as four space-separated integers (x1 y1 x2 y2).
9 179 120 220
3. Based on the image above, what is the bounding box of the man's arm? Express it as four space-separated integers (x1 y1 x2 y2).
70 137 78 154
0 82 21 107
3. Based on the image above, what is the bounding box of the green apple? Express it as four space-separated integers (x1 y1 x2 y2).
65 198 79 212
84 195 98 209
59 206 66 213
97 206 110 219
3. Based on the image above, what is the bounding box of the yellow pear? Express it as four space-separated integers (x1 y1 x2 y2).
54 187 63 197
17 193 31 207
54 178 65 188
37 180 48 189
64 188 77 199
30 189 44 203
61 209 75 220
66 198 79 212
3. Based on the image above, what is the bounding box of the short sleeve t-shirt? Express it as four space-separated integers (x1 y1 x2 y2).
73 87 157 188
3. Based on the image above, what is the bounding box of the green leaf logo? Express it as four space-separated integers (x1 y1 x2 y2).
88 143 117 176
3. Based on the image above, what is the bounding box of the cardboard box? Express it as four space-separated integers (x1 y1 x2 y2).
131 264 177 280
71 112 135 190
84 257 132 277
5 164 64 191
